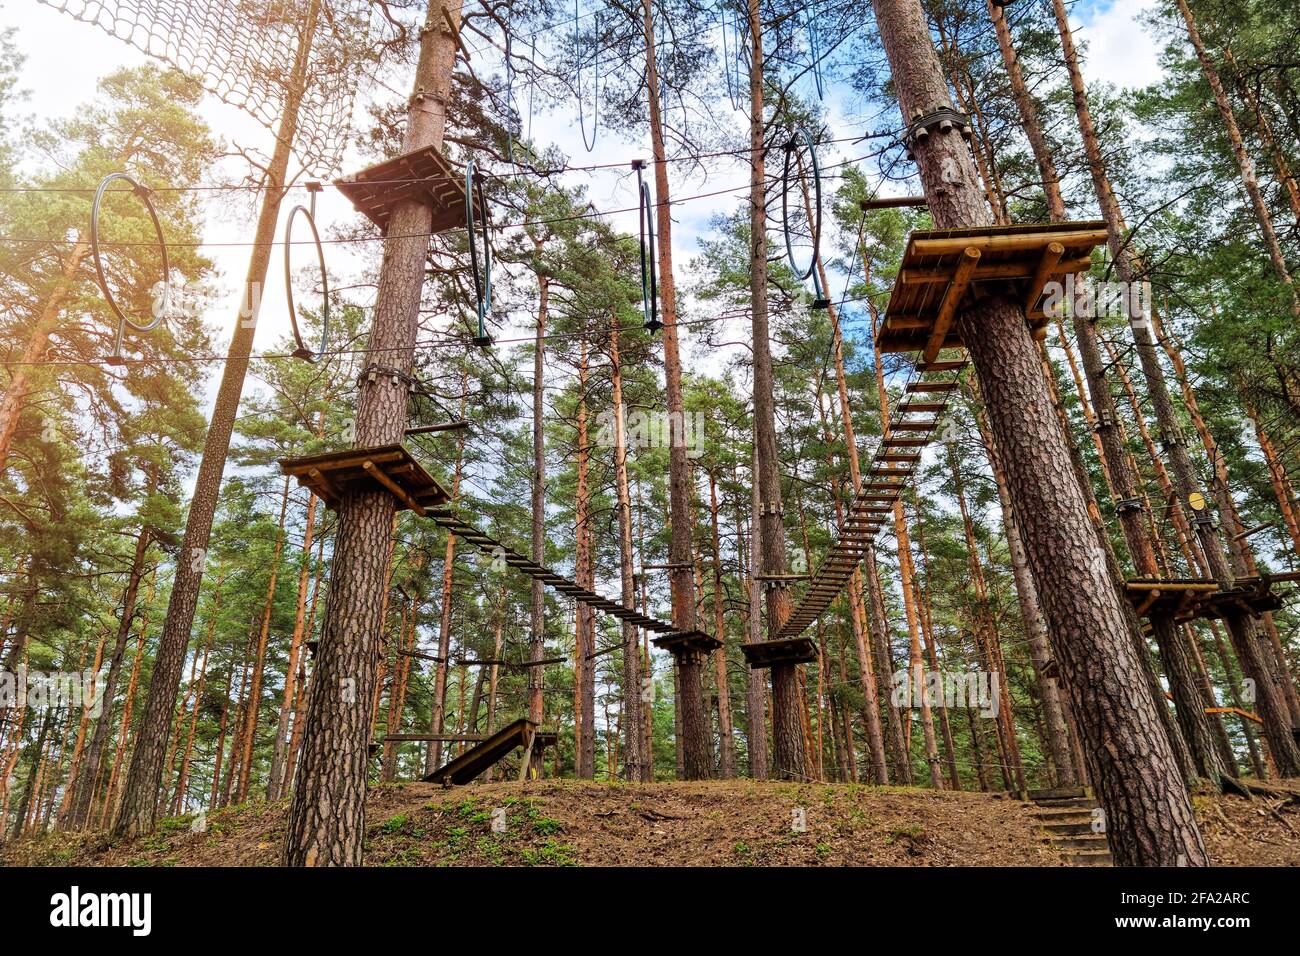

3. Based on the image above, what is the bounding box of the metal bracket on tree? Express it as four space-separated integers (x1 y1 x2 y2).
903 106 973 158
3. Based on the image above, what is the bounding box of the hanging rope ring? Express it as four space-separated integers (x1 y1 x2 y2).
282 185 330 363
467 158 493 347
575 0 599 152
91 172 170 365
781 129 830 309
636 163 661 334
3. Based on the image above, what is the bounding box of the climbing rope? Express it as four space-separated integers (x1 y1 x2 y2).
575 0 599 152
635 162 661 334
282 182 330 362
91 172 170 366
467 158 494 347
780 129 830 309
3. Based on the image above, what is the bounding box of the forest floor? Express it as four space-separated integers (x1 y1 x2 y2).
3 779 1298 867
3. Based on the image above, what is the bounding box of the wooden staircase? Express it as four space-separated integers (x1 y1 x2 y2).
1029 787 1113 866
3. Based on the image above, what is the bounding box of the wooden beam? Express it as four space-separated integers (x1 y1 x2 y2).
1024 241 1065 313
363 460 426 516
910 228 1109 256
900 256 1092 285
924 246 982 365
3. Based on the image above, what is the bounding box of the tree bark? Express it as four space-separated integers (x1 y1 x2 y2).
111 0 321 840
609 315 646 781
873 0 1207 864
281 0 460 865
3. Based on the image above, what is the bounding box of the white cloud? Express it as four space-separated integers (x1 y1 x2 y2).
1072 0 1166 93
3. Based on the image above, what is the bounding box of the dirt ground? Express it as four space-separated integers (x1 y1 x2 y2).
2 780 1296 867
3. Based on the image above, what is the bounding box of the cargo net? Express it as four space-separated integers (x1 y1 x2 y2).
37 0 392 173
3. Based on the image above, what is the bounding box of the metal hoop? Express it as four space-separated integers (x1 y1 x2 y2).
575 0 599 152
504 28 517 164
807 18 825 101
780 129 829 309
467 158 493 347
283 199 330 363
637 166 661 334
91 172 170 364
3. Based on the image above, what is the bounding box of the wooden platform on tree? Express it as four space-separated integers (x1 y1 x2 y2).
741 636 818 668
1125 576 1287 622
878 220 1109 361
335 144 481 234
652 629 723 657
421 718 557 785
279 444 451 514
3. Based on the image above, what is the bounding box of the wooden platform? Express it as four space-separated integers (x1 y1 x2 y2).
422 718 557 785
1125 576 1287 622
279 444 451 514
878 221 1109 361
335 144 481 234
741 636 818 668
652 629 723 657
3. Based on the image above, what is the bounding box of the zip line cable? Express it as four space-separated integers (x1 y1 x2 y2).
1 147 893 251
0 134 891 195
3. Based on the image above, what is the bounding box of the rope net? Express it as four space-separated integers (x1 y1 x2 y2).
37 0 392 173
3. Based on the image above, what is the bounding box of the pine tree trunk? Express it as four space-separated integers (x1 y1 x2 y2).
268 414 323 800
573 340 596 779
708 471 738 778
742 0 804 780
61 527 150 830
744 466 768 779
235 475 291 802
973 407 1077 787
427 402 467 774
1173 0 1300 317
873 0 1207 864
609 314 645 781
111 2 321 841
281 0 460 865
